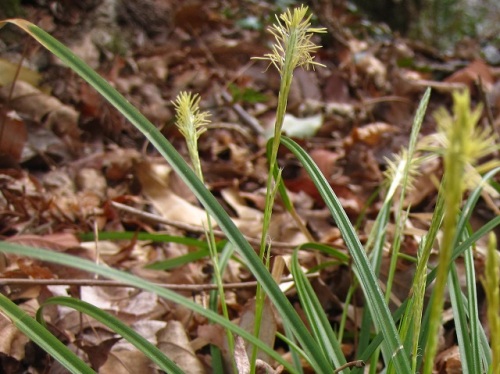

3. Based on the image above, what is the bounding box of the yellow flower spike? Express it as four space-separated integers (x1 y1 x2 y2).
173 91 210 142
172 91 211 179
420 90 500 194
435 90 498 168
255 5 326 73
172 91 210 180
172 91 236 367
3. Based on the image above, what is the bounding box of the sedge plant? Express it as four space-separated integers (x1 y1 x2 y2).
0 14 335 374
172 91 235 370
250 6 326 370
0 9 411 373
423 90 498 373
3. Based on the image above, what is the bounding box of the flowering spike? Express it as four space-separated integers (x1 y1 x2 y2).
383 149 423 201
172 91 211 178
254 5 326 73
172 92 210 141
431 90 500 190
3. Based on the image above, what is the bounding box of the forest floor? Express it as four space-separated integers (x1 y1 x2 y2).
0 1 499 373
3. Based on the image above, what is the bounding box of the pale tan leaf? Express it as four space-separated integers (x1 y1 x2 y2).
157 320 206 374
0 313 29 360
100 350 154 374
135 160 209 227
0 58 41 87
238 298 277 364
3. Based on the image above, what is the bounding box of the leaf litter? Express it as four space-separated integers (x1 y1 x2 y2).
0 0 499 372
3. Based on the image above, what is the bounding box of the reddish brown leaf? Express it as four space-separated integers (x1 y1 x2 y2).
0 110 27 166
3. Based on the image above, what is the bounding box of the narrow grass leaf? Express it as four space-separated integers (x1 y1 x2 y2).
280 326 305 373
482 233 500 373
146 248 210 270
297 242 349 263
37 297 183 374
449 264 473 374
291 248 347 371
281 136 411 372
79 231 211 248
0 294 95 374
463 231 482 373
0 242 299 373
209 241 235 373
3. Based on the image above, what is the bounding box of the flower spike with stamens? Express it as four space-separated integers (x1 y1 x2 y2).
419 90 500 193
254 5 326 73
173 91 210 142
172 92 210 177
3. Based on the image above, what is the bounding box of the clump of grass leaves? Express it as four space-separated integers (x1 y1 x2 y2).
1 7 500 374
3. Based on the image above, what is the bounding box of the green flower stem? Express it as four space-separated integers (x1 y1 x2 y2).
423 91 478 372
252 7 326 371
173 92 235 367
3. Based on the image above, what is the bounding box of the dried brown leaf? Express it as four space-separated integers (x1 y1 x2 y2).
6 233 80 252
445 59 494 91
435 345 462 374
0 312 29 360
157 320 206 374
238 298 277 364
77 337 121 371
351 122 399 146
135 160 209 227
0 110 27 166
0 81 80 139
99 350 153 374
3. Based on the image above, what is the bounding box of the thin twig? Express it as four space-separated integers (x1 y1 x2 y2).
111 201 294 248
333 360 365 373
220 90 265 135
0 273 318 291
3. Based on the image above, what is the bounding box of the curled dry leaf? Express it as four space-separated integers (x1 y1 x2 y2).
80 286 161 318
435 345 462 374
0 312 30 361
157 320 206 374
444 59 494 92
5 233 81 252
234 335 251 374
347 122 399 147
0 80 80 139
77 337 121 371
135 160 209 227
221 188 308 244
238 298 277 364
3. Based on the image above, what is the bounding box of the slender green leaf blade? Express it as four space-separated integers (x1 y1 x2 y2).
0 294 95 374
0 242 299 373
291 248 347 371
281 136 411 372
37 297 183 374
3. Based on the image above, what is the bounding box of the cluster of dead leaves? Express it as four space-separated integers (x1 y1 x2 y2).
0 0 499 373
